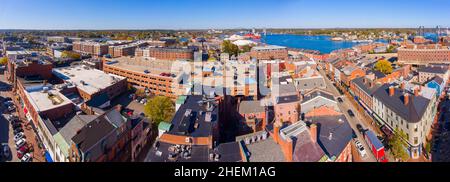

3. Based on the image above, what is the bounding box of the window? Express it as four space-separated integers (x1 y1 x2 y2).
414 137 419 145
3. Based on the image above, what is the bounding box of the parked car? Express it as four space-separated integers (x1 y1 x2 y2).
14 127 24 135
8 105 16 112
12 123 22 130
17 145 29 159
1 143 11 160
15 138 26 149
3 101 13 107
21 153 32 162
356 124 364 133
14 132 26 141
337 97 343 103
347 110 355 117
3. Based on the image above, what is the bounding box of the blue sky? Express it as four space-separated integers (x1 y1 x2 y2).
0 0 449 29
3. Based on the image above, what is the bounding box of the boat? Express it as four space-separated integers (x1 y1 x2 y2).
331 37 344 41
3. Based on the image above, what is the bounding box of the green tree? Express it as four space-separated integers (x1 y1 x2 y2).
222 40 239 57
374 59 393 74
0 57 8 65
61 51 81 60
144 96 175 125
389 128 410 161
240 45 253 53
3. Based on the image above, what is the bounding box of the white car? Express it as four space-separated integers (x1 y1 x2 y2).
14 132 25 141
21 153 32 162
15 138 26 148
354 140 367 158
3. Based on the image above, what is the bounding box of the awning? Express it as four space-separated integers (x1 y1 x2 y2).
44 151 53 162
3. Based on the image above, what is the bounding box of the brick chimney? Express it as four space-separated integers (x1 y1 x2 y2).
310 124 317 143
389 86 395 96
400 82 405 90
273 122 281 144
404 93 410 105
414 88 420 97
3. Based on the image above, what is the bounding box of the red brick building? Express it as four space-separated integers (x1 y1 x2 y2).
250 45 289 60
147 47 195 61
398 44 450 65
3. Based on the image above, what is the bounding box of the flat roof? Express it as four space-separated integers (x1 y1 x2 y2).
244 138 286 162
168 95 218 137
25 87 73 112
53 65 125 95
104 57 186 76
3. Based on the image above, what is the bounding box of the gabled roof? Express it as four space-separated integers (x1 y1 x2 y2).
351 77 381 96
293 128 325 162
304 114 353 159
373 84 431 123
301 89 336 105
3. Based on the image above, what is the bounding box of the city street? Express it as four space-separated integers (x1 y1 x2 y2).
0 73 45 162
317 67 377 162
0 75 19 162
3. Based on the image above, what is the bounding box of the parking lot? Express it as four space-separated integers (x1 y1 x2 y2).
1 74 42 162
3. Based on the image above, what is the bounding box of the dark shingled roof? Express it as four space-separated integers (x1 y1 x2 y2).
168 95 218 137
276 95 300 104
351 77 381 96
305 115 353 159
71 114 116 153
301 90 335 104
373 84 431 123
214 142 244 162
418 66 448 74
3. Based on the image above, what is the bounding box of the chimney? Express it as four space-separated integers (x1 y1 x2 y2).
414 88 419 97
310 124 317 143
389 86 395 96
404 93 410 105
400 82 405 90
115 104 122 112
273 122 281 144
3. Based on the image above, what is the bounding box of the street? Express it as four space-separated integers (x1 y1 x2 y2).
318 67 377 162
0 72 45 162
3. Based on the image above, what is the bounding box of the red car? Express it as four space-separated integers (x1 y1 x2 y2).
17 145 29 159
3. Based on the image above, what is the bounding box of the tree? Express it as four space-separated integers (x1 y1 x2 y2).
389 128 410 161
0 57 8 65
240 45 253 53
144 96 175 125
61 51 81 60
222 40 239 57
374 59 393 74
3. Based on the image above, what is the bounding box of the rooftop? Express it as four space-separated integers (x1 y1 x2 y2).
104 56 185 77
24 85 73 112
373 84 431 123
244 138 285 162
53 65 126 95
167 95 218 137
417 65 449 74
301 89 336 104
304 113 353 159
238 100 266 114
